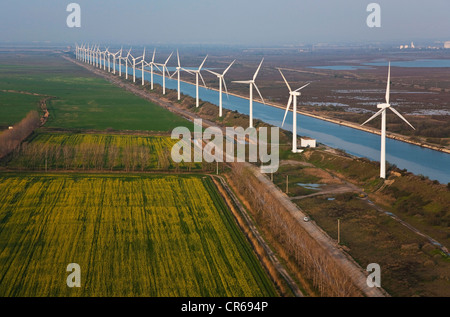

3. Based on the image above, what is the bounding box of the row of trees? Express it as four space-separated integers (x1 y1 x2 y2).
230 163 362 296
0 111 41 158
8 141 211 172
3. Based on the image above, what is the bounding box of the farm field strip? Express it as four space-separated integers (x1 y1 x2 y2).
0 173 276 297
4 132 200 171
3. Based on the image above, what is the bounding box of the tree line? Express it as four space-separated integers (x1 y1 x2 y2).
229 163 362 296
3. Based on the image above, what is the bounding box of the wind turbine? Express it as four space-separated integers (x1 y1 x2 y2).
136 48 146 85
145 49 160 90
124 48 131 80
206 60 235 117
170 50 191 100
232 58 265 128
129 48 144 83
111 49 121 74
278 69 310 153
117 47 123 76
183 55 208 107
155 52 173 94
361 62 415 179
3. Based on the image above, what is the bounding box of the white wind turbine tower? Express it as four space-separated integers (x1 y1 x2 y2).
136 48 146 85
129 49 143 83
117 47 123 76
232 58 265 128
124 48 131 80
155 52 173 94
184 55 208 107
206 60 235 117
278 68 310 153
170 50 189 100
146 49 160 90
361 62 415 179
111 49 121 74
101 47 108 70
106 48 111 72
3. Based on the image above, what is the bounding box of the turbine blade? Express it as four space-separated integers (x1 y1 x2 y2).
152 48 156 62
278 68 292 92
177 50 180 67
361 108 384 126
181 68 195 75
282 95 293 127
199 72 207 88
222 77 230 99
253 83 265 104
389 107 415 130
206 69 220 76
253 58 264 81
294 82 311 92
170 70 178 78
232 80 252 84
153 64 162 73
165 52 173 65
199 55 208 70
223 60 235 75
386 62 391 104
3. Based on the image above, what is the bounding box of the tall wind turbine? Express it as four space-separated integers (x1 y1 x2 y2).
155 52 173 94
118 47 123 76
232 58 265 128
361 62 415 179
170 50 191 100
124 48 131 80
278 69 310 153
184 55 208 107
129 48 144 83
137 48 146 85
111 49 121 74
206 60 235 117
146 49 160 90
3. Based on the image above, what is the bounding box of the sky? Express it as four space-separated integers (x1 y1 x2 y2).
0 0 449 46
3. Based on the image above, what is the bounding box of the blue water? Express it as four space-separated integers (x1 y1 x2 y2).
102 60 450 184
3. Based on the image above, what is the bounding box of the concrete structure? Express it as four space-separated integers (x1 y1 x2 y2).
300 137 316 148
444 41 450 49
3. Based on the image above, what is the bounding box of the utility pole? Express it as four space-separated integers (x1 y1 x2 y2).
216 161 219 175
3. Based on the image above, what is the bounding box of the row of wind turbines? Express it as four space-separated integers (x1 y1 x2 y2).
74 44 415 179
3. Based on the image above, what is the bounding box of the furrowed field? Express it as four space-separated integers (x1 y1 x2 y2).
3 132 201 171
0 173 276 297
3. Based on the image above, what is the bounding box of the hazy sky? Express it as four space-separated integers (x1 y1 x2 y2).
1 0 449 45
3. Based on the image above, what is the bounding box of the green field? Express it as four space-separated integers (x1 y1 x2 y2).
4 132 200 171
0 173 276 297
0 52 191 131
0 91 42 127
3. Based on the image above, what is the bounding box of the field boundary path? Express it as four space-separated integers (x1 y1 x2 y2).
65 54 389 297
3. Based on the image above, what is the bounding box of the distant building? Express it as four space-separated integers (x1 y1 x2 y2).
301 137 316 148
444 41 450 49
411 42 415 49
8 126 13 130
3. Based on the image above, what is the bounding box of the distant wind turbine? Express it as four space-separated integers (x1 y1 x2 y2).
155 52 173 94
361 62 415 179
278 68 310 153
184 55 208 107
206 60 235 117
232 58 265 128
170 50 191 100
145 49 161 90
